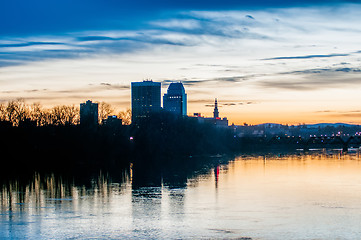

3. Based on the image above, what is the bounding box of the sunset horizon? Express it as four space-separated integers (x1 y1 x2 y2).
3 1 361 239
2 1 361 125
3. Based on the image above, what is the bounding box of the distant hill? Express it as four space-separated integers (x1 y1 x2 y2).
255 123 283 128
305 123 357 128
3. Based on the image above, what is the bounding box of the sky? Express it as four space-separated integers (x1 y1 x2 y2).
1 0 361 125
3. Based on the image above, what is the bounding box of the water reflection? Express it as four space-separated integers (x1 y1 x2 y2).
0 155 229 215
0 170 131 214
2 151 361 239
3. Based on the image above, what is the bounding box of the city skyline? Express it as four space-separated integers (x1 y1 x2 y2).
2 1 361 125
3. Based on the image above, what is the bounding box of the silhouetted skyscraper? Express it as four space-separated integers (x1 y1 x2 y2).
163 82 187 116
131 80 161 123
80 100 98 127
213 98 219 119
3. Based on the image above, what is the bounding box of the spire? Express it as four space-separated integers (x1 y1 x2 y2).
213 98 219 119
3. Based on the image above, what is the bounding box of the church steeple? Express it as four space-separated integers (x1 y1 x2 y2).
213 98 219 119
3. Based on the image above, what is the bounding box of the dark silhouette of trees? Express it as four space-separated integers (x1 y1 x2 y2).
28 103 52 126
0 99 129 127
50 105 79 126
0 100 239 173
98 102 114 123
3 99 28 126
0 103 6 121
118 109 131 125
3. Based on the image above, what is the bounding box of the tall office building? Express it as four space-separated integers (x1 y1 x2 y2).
80 100 98 127
131 80 161 123
163 82 187 116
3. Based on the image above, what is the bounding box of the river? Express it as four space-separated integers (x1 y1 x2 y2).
1 150 361 239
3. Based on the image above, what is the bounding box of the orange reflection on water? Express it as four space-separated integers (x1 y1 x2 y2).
2 153 361 239
200 152 361 239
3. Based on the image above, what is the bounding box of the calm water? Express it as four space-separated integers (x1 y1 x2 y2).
2 151 361 239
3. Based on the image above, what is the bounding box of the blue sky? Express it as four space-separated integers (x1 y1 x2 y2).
1 0 361 124
0 0 356 35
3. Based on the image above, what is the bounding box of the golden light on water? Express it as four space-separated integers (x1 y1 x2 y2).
2 153 361 238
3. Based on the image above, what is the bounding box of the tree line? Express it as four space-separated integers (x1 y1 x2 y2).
0 99 131 126
0 101 240 172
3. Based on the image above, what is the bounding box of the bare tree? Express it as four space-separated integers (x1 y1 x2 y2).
117 109 132 125
1 100 80 126
6 99 29 126
0 103 6 121
42 109 54 126
64 105 80 125
50 105 80 126
29 103 46 126
5 101 16 124
98 102 114 123
50 106 64 125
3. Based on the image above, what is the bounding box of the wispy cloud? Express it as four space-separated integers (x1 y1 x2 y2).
257 76 361 91
0 8 274 67
204 101 256 107
99 83 130 90
2 4 361 69
281 66 361 75
150 19 202 30
2 3 361 123
262 53 350 60
314 110 361 118
0 41 65 48
162 74 261 87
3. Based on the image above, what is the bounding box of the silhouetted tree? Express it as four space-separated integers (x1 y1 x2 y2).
0 103 6 121
118 109 132 125
98 102 114 123
29 103 47 126
5 99 28 126
50 105 79 125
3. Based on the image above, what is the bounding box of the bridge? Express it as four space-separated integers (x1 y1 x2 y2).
266 135 361 151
